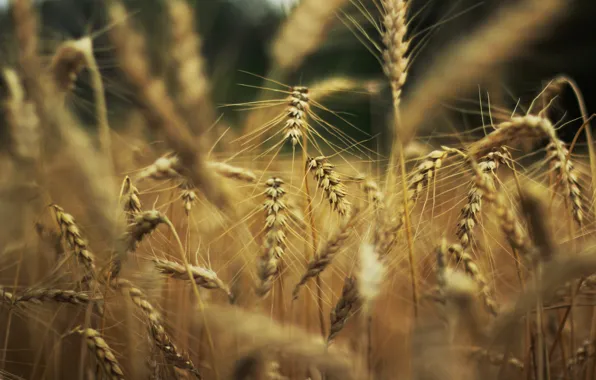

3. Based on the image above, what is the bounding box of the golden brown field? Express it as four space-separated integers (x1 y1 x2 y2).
0 0 595 379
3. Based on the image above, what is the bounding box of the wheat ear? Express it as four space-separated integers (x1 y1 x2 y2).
110 278 202 378
153 259 233 302
284 86 309 146
306 156 351 216
456 150 508 248
292 210 357 300
48 38 87 93
328 275 359 343
51 205 96 276
0 287 15 305
74 327 125 380
14 288 92 306
121 176 142 223
256 177 288 298
448 244 499 316
126 210 167 252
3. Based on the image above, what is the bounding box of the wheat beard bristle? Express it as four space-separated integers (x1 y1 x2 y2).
284 87 309 146
75 327 126 380
306 156 351 216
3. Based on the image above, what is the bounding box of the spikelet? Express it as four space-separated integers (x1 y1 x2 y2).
447 244 498 316
284 87 309 146
546 138 583 226
15 288 91 306
51 205 96 276
328 275 359 343
256 177 287 298
306 156 351 216
381 0 411 111
111 278 201 378
293 210 357 299
153 259 232 301
456 150 508 248
74 327 125 380
126 210 167 252
121 176 142 223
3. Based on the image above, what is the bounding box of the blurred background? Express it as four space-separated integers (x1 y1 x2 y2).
0 0 594 149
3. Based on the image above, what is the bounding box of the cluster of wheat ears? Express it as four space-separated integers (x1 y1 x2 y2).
1 0 595 379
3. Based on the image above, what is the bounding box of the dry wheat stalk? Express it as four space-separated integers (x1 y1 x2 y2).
381 0 410 112
167 0 215 137
456 150 508 249
448 244 498 316
256 177 288 298
328 275 359 343
153 259 232 301
271 0 348 72
110 278 201 378
306 156 351 216
292 210 357 300
14 288 91 305
51 204 96 275
126 210 167 252
284 87 309 146
74 327 125 380
436 241 447 300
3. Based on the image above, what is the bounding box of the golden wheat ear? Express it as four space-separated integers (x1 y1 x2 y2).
49 38 88 93
73 327 126 380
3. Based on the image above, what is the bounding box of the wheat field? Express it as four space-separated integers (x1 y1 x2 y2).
0 0 595 379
